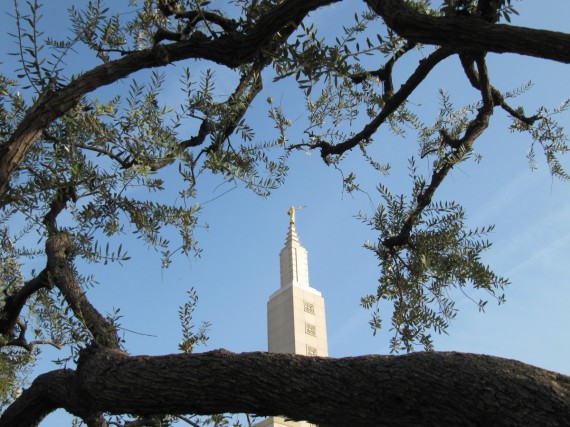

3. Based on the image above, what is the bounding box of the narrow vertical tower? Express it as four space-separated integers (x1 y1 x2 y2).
267 207 329 357
255 207 328 427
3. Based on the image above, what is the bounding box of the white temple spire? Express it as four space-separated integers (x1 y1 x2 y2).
255 207 328 427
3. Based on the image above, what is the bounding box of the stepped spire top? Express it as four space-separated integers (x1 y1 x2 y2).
280 205 310 288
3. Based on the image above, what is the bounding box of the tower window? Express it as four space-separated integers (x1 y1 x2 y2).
304 301 315 314
305 322 316 336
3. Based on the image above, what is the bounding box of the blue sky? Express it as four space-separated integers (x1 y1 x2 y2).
2 1 570 425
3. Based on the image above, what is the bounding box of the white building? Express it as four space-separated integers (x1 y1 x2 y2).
254 207 329 427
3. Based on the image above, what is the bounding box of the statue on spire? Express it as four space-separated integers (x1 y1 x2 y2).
287 205 306 225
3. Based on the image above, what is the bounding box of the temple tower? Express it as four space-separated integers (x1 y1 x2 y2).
254 207 329 427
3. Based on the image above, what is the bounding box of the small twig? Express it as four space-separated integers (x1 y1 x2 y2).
116 327 157 338
176 414 202 427
0 319 62 352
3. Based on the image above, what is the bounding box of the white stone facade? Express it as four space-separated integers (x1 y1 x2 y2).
253 416 314 427
267 283 328 356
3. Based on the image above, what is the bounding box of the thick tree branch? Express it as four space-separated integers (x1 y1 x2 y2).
45 232 120 349
367 0 570 63
2 350 569 427
0 368 79 427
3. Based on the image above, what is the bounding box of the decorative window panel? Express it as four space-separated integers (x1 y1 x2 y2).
304 301 315 314
305 322 316 336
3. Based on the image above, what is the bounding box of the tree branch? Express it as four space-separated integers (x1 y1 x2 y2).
0 319 62 352
2 350 569 427
45 231 120 349
367 0 570 63
173 10 238 34
175 415 201 427
305 47 453 162
0 268 49 337
0 368 78 427
383 54 494 249
459 54 541 125
43 185 79 232
3 0 570 200
349 41 416 96
0 0 339 203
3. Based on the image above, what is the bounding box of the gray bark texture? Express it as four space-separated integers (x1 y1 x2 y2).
1 349 569 426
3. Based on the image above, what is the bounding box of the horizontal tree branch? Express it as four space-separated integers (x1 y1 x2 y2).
2 350 569 427
368 0 570 63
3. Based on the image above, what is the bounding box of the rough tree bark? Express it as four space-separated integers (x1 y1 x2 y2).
368 0 570 64
1 350 569 427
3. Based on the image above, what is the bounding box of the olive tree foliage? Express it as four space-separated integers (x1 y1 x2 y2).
0 0 569 425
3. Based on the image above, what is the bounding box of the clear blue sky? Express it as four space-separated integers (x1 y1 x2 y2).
2 1 570 425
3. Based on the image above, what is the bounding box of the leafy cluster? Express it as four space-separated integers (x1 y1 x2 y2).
178 287 210 354
360 178 509 352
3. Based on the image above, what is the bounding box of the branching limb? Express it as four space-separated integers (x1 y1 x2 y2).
43 185 79 233
0 319 62 352
41 188 120 348
3 189 119 350
0 268 49 337
383 54 494 250
349 41 417 99
459 54 541 125
45 231 120 349
297 47 453 162
0 0 339 204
